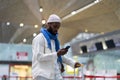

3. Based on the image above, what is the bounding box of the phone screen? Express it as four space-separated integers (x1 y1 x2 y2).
65 46 70 49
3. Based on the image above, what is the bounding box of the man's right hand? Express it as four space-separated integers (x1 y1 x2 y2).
57 48 68 56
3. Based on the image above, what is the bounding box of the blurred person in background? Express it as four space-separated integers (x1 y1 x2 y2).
32 14 83 80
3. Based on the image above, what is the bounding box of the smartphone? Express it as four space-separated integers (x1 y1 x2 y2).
65 46 70 49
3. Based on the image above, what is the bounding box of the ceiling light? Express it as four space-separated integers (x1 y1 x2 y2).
101 32 104 34
20 23 24 27
6 22 10 26
80 50 83 54
62 0 102 21
34 25 38 28
71 11 76 15
94 0 101 3
103 42 107 50
85 29 88 32
42 20 46 24
33 33 37 37
39 7 43 12
23 38 27 43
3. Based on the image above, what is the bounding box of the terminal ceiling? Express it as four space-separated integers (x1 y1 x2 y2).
0 0 120 45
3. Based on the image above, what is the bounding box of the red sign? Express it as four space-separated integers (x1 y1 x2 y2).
16 52 28 60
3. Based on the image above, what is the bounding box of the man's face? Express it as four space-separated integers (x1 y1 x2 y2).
47 22 61 35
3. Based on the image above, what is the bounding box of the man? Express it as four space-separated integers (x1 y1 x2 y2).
32 14 82 80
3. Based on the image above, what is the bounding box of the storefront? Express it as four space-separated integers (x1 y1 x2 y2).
0 43 32 80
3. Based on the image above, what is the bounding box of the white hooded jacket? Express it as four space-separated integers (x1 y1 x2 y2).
32 33 76 79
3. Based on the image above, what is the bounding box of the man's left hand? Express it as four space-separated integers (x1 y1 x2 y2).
74 62 84 68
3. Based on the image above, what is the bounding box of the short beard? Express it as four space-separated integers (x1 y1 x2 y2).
47 27 56 35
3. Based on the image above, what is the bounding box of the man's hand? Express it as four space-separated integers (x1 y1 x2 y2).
74 62 84 68
57 48 68 56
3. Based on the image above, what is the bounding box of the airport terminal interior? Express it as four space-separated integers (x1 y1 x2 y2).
0 0 120 80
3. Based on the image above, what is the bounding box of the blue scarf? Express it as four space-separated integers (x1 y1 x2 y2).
40 27 62 63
